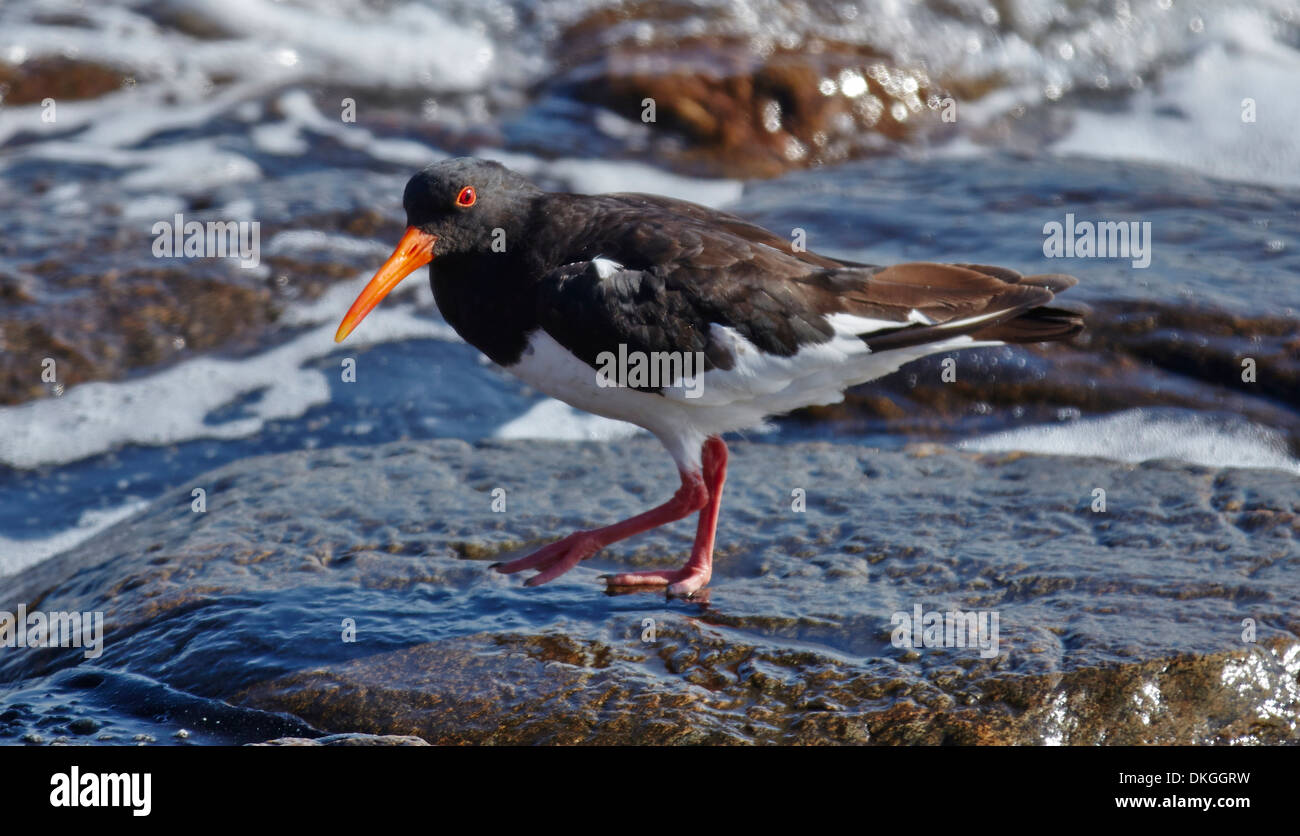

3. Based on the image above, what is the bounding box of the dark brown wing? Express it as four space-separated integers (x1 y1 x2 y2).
532 193 1082 377
603 192 872 268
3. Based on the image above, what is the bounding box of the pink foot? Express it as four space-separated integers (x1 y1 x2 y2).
601 566 712 597
492 531 602 586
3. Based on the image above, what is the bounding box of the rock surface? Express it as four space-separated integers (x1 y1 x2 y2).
0 58 127 106
253 733 430 746
561 38 949 178
2 438 1297 744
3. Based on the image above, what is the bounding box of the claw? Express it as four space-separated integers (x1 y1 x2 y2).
493 531 603 585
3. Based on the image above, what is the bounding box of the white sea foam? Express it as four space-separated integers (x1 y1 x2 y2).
265 230 395 259
4 0 1296 191
174 0 507 91
17 138 264 194
960 409 1300 475
0 499 151 578
478 150 744 208
0 273 453 470
494 398 642 443
1052 10 1300 187
253 90 445 167
0 1 485 183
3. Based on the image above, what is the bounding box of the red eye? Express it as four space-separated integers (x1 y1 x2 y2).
456 186 476 207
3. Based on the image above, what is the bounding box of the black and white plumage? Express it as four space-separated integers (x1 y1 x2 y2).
335 158 1083 596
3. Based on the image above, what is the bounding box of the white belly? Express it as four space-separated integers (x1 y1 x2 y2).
505 320 994 471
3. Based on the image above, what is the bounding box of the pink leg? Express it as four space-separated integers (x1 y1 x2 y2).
602 436 727 597
492 464 709 587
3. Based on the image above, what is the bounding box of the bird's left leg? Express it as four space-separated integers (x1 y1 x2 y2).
492 463 710 587
601 435 727 597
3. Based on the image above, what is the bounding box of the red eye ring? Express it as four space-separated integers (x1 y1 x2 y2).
456 186 476 207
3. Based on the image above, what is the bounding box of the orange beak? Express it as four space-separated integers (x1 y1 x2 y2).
334 226 437 343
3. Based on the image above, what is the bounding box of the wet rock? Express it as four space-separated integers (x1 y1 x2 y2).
559 29 949 178
2 439 1296 744
0 269 278 405
1080 300 1300 428
253 733 430 746
0 58 128 106
67 717 100 735
0 205 397 407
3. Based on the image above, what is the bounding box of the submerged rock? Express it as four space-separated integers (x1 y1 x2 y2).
563 41 949 178
0 58 127 106
2 439 1297 744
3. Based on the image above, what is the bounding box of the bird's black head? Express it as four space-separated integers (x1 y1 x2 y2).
335 158 543 343
403 157 542 257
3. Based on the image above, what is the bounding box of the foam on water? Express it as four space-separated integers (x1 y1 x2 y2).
1053 10 1300 187
173 0 507 90
494 398 641 443
0 275 454 471
1 0 511 99
478 150 744 207
5 0 1297 191
0 1 493 190
961 409 1300 476
0 499 151 577
265 229 395 260
254 91 446 168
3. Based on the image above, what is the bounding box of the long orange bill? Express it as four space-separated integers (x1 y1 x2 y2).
334 226 437 343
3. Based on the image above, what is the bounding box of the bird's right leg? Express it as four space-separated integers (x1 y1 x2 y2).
601 436 727 596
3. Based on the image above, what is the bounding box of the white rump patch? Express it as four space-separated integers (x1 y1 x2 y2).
823 311 907 340
663 313 993 425
591 257 623 279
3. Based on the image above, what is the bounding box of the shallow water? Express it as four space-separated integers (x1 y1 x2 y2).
3 438 1297 745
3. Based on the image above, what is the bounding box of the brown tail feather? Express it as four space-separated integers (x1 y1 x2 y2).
971 304 1086 344
860 286 1052 352
953 265 1079 295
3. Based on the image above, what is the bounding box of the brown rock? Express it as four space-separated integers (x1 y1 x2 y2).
0 58 128 106
560 21 949 177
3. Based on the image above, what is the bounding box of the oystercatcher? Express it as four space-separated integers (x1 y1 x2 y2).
335 158 1083 596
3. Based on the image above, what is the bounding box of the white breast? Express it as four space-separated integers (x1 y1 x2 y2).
507 329 711 469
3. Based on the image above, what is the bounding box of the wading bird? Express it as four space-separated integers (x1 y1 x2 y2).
335 158 1082 596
